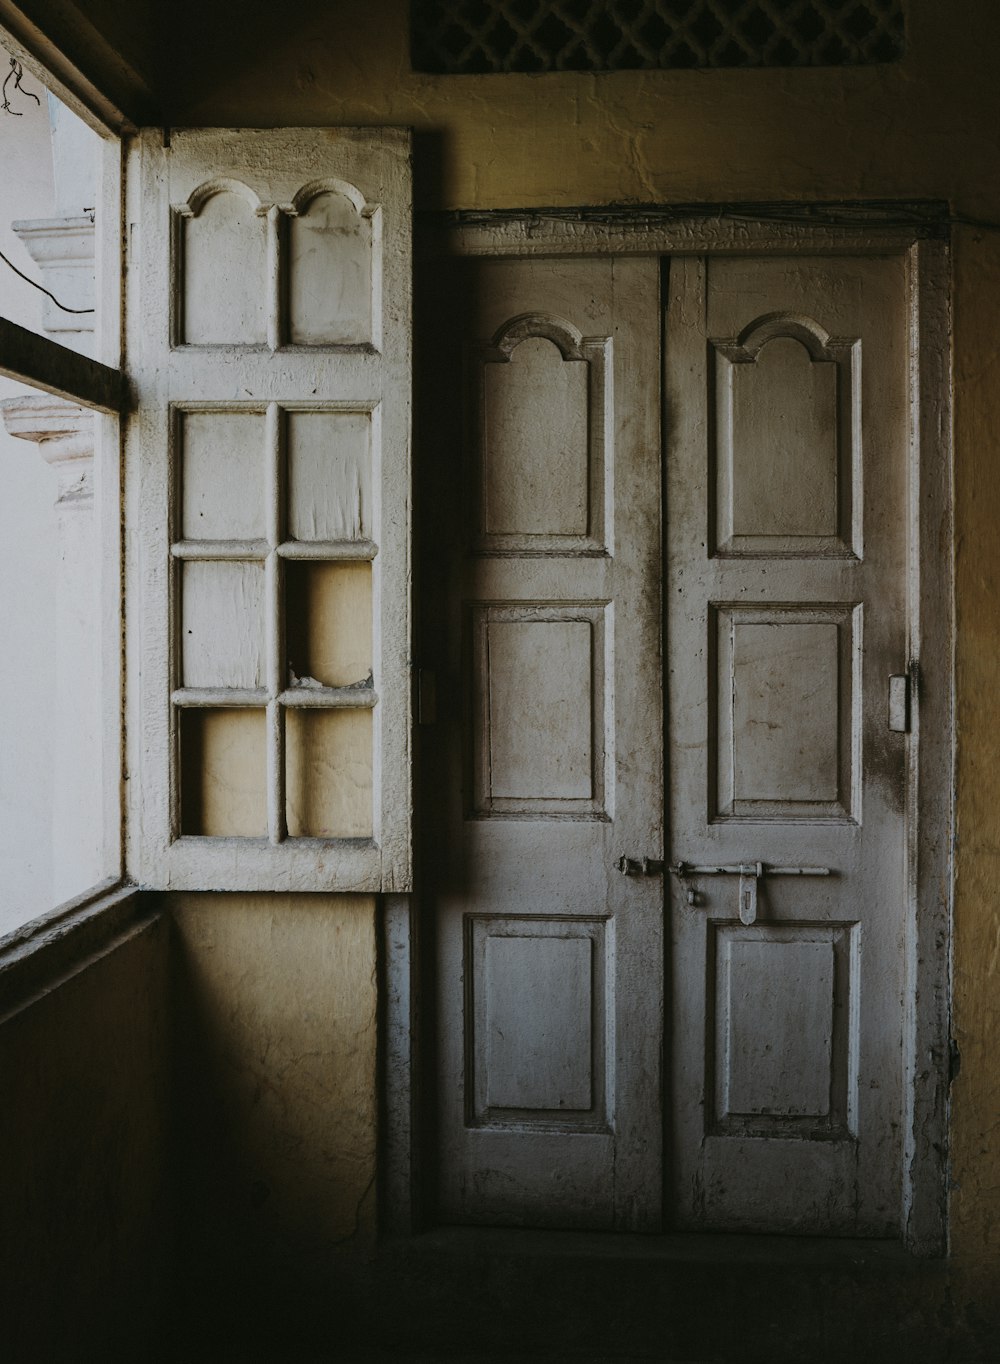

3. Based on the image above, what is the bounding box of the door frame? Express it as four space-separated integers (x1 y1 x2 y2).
385 204 953 1256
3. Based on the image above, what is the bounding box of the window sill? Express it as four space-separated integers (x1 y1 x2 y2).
0 877 157 1019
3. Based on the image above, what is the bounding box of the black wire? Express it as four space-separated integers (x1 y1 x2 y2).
1 58 40 117
0 59 93 313
0 246 95 314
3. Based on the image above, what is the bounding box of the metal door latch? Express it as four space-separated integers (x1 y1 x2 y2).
616 855 665 877
668 861 832 926
888 673 910 733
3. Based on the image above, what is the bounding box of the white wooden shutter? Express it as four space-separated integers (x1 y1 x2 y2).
124 128 412 891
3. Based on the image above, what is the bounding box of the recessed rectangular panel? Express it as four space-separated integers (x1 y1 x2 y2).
473 321 608 555
484 339 588 537
285 561 372 689
180 191 267 345
724 938 833 1116
285 708 373 838
489 620 592 800
709 922 856 1140
181 561 265 688
287 190 373 346
733 621 839 802
180 410 265 540
485 935 593 1111
467 916 609 1131
471 603 608 818
731 341 837 537
179 709 267 836
711 321 859 558
286 410 372 542
713 604 858 821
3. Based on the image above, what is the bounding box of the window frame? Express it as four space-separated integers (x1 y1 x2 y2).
0 20 127 936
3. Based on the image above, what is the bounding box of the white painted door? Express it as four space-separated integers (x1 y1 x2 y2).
422 255 664 1230
424 248 909 1238
666 254 908 1235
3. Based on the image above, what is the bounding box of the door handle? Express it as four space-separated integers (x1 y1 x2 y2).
669 861 832 926
616 855 665 877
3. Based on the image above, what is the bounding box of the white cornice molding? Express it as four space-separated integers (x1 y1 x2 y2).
0 391 94 506
11 213 95 340
10 213 95 258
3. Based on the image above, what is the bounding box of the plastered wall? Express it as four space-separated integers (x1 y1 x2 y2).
169 894 379 1268
153 0 998 221
950 224 1000 1264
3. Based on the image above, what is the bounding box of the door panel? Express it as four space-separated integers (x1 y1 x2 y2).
666 254 908 1235
422 256 664 1230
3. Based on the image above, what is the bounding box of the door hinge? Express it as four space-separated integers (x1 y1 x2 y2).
888 673 911 733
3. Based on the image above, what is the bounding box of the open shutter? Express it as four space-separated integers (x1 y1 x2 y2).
124 128 411 891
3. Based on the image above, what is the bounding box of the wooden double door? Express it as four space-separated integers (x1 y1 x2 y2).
419 248 909 1236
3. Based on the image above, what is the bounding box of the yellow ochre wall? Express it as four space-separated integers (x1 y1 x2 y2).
169 894 378 1267
950 229 1000 1264
160 0 995 222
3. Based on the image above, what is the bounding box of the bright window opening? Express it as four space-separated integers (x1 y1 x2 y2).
0 46 119 936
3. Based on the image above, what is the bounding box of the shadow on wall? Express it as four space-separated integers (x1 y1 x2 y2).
0 915 170 1361
167 893 378 1288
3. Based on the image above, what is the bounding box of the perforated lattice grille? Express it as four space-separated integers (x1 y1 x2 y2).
411 0 905 73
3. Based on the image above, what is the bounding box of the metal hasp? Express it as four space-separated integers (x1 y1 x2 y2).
738 862 761 925
669 861 833 926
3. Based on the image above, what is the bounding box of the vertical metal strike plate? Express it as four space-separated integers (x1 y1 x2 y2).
888 674 910 733
738 863 761 926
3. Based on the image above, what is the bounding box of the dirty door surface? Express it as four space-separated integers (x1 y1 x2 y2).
422 256 664 1229
665 255 908 1235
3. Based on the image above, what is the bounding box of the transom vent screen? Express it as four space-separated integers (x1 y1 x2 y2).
411 0 905 73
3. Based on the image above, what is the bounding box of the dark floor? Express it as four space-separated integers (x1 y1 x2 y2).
170 1228 1000 1364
